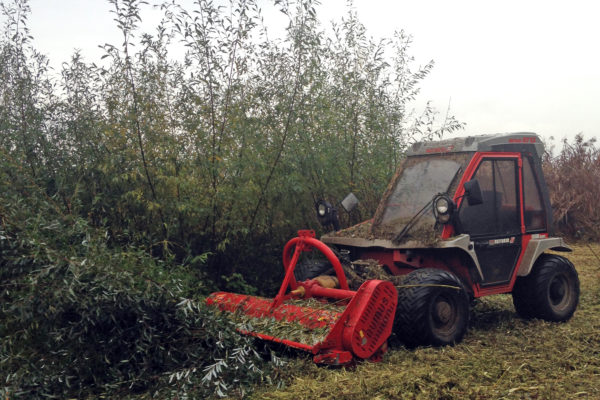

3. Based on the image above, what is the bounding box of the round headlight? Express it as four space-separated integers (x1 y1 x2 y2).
317 203 327 217
432 194 455 225
435 197 449 214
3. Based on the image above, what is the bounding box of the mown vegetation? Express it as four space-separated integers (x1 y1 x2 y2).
1 0 598 398
251 244 600 399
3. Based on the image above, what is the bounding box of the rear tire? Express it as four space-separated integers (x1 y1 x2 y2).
394 268 470 347
512 254 579 321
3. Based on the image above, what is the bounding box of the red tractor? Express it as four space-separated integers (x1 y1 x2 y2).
208 132 579 364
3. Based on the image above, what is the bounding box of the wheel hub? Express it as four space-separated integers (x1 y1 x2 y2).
549 275 568 306
434 300 453 325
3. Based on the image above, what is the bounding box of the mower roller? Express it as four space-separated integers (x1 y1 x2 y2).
206 230 397 365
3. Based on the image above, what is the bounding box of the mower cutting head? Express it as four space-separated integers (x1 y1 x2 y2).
206 231 397 365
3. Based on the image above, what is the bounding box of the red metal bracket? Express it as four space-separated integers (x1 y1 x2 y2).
297 229 316 238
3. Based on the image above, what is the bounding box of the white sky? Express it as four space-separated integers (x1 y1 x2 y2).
16 0 600 145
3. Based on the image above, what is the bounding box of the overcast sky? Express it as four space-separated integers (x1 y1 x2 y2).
18 0 600 146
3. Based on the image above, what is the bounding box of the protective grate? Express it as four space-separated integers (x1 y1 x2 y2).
353 283 397 353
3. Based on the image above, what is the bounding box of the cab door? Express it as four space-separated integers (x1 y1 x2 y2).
457 155 522 286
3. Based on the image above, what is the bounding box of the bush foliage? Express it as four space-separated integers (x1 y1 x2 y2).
0 154 281 398
544 134 600 240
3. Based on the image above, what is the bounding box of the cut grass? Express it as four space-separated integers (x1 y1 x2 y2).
251 243 600 400
231 298 346 346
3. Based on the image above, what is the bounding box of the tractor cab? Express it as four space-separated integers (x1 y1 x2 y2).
312 132 578 347
321 132 567 290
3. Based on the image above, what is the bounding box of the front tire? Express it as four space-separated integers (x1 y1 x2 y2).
512 254 579 321
394 268 470 347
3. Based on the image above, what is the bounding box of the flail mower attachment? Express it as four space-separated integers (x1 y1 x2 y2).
206 230 397 365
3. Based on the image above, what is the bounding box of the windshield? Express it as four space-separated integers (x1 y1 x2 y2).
372 153 473 239
381 158 461 225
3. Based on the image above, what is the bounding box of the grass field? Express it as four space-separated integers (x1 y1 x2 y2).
251 243 600 400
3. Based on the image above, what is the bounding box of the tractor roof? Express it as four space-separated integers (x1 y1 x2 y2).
408 132 544 160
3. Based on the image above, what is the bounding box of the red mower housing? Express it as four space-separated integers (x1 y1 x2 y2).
207 230 397 365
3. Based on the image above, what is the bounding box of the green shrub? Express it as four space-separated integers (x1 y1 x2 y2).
0 0 462 297
0 166 281 398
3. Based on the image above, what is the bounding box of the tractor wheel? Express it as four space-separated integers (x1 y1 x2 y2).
511 281 534 319
294 259 331 282
394 268 470 347
512 254 579 321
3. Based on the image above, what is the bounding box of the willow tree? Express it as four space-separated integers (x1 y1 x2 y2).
0 0 463 289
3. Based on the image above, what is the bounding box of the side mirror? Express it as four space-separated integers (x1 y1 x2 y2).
463 179 483 206
340 192 359 213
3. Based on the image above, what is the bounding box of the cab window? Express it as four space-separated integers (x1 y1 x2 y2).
459 159 520 237
523 157 546 231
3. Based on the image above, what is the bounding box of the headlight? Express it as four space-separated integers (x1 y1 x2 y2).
435 197 449 214
315 199 341 231
432 194 455 224
318 203 327 217
316 200 331 219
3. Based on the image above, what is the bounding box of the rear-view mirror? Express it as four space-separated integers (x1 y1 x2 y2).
464 179 483 206
341 192 359 213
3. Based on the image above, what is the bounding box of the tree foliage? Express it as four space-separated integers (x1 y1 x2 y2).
2 0 463 288
0 0 463 397
544 134 600 240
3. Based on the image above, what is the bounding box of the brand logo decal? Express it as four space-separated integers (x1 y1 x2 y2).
425 145 455 153
508 137 536 143
488 237 515 245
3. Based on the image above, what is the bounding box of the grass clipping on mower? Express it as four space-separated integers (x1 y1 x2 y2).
229 298 346 346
